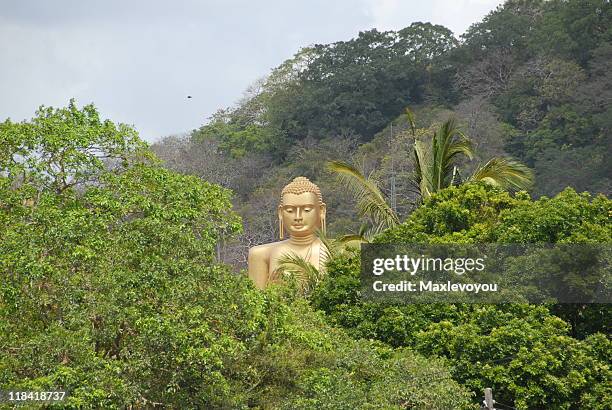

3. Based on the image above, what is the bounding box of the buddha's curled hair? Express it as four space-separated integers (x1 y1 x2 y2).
280 176 323 205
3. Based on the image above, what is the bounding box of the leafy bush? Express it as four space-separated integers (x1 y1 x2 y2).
311 184 611 409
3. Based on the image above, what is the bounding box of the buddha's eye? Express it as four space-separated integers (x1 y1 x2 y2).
304 208 312 213
285 208 294 213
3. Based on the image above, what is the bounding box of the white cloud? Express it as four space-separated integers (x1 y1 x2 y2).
361 0 503 36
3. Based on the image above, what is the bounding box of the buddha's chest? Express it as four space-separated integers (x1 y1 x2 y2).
268 243 322 275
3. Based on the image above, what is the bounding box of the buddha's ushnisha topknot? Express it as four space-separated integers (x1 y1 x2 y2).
280 176 323 205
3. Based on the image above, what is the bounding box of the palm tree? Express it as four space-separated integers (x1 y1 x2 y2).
327 108 534 240
408 108 533 199
412 116 474 199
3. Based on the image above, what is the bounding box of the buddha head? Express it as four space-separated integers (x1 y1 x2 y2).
278 177 326 240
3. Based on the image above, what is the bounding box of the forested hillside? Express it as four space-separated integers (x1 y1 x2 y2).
154 0 611 268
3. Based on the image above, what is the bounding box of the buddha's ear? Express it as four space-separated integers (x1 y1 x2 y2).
278 205 284 240
320 203 327 234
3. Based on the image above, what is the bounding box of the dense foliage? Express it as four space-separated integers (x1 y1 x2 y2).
310 184 611 409
440 0 610 196
193 22 457 154
0 103 472 408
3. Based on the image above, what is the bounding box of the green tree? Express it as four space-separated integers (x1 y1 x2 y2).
192 108 284 158
311 184 611 409
410 114 534 199
529 0 612 66
0 99 149 193
327 112 533 234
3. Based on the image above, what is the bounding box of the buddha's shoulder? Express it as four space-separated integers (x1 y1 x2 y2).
249 241 288 255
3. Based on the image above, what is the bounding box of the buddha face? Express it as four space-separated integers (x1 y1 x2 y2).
278 192 326 238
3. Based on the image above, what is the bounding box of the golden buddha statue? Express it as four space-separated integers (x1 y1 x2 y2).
248 177 327 289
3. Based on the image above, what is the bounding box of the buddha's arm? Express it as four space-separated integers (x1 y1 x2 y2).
248 246 269 289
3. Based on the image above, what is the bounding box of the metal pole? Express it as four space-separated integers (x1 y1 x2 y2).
484 388 494 410
390 124 397 213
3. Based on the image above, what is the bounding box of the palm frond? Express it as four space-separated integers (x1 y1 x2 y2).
470 157 534 191
328 160 399 233
405 107 416 136
412 117 475 198
446 137 474 162
338 234 368 248
413 138 434 199
274 252 322 295
316 228 340 262
337 223 373 247
435 119 474 189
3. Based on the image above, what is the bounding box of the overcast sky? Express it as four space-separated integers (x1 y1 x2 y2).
1 0 503 142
